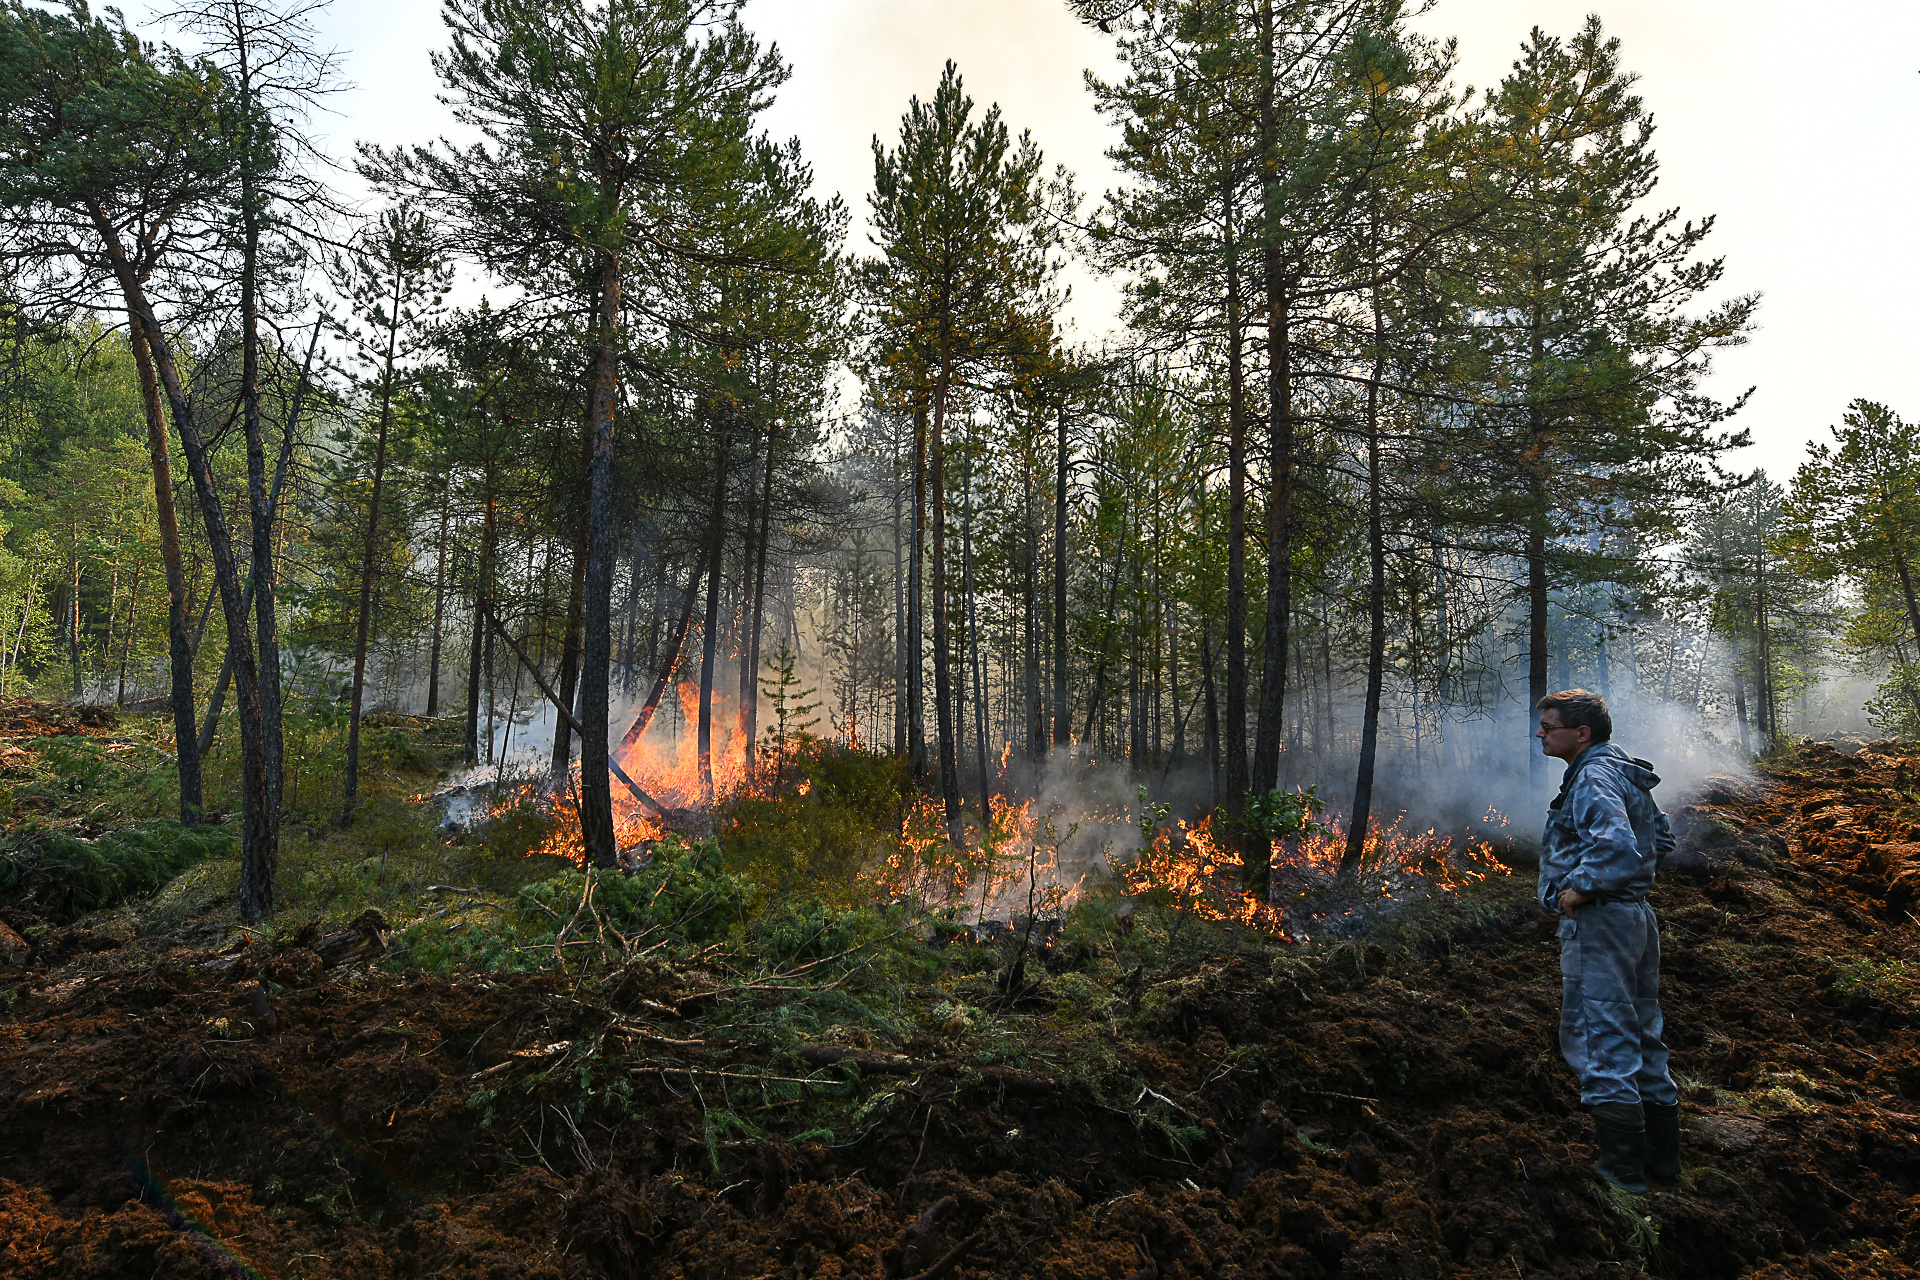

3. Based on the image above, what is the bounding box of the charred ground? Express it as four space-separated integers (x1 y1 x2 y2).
3 722 1920 1279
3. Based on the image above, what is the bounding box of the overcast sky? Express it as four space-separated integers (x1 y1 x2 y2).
132 0 1920 480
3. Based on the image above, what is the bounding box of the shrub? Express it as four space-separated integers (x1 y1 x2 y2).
718 744 911 903
0 820 234 921
523 836 757 947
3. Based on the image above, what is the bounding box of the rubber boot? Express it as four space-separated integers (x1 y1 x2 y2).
1591 1102 1649 1194
1644 1102 1681 1183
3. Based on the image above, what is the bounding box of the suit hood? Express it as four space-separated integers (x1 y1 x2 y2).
1575 742 1662 793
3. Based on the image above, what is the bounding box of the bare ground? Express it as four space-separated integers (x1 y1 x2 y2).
4 736 1919 1279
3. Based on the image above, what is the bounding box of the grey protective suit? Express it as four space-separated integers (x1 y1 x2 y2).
1538 743 1680 1108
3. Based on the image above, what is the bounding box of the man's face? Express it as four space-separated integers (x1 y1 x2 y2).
1536 711 1592 762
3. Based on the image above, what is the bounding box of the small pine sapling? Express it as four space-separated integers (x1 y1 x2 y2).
759 640 820 786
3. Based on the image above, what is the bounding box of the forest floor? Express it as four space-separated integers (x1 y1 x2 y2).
3 705 1920 1279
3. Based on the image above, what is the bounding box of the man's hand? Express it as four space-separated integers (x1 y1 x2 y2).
1557 888 1590 917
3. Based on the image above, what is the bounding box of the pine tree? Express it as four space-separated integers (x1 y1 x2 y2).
864 61 1065 851
368 0 797 864
1441 17 1755 784
1782 400 1920 732
328 204 449 822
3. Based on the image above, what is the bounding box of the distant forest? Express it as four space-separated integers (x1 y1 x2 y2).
4 0 1918 919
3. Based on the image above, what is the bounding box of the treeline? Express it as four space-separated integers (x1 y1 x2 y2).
2 0 1917 917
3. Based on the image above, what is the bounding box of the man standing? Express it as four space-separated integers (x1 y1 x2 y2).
1536 689 1680 1193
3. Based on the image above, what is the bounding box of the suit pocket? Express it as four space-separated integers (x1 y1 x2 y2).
1558 915 1578 940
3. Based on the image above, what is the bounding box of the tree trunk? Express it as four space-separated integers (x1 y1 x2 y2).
106 256 273 921
127 314 202 822
64 551 81 698
909 403 929 780
1252 280 1293 807
465 470 498 766
735 416 765 726
697 406 733 807
1526 482 1550 783
1202 630 1221 809
1023 455 1044 761
1221 171 1252 880
1250 0 1291 848
1525 287 1550 787
115 558 141 706
963 446 990 825
196 328 314 767
231 33 285 831
743 422 779 779
1733 662 1751 753
1053 404 1070 749
578 258 622 865
426 474 452 716
1343 295 1387 875
1754 544 1776 750
930 357 961 850
1081 520 1130 745
548 514 588 786
893 425 907 758
1892 533 1920 652
342 294 404 825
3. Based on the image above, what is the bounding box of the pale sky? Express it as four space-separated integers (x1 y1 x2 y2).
131 0 1920 481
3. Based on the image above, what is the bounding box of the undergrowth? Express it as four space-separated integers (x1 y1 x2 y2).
0 821 234 921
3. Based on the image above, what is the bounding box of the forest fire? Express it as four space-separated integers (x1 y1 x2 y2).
1121 810 1512 938
862 771 1511 941
473 683 764 864
611 682 754 813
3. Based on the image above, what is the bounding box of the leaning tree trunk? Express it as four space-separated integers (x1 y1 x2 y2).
105 254 273 920
127 314 202 823
618 564 703 756
550 420 594 784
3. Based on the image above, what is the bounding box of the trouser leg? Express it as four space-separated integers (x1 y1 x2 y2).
1558 903 1648 1107
1632 903 1678 1108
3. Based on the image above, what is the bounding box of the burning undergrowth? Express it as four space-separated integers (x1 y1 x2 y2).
432 711 1521 959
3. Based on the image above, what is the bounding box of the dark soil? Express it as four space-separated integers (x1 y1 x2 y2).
4 740 1920 1279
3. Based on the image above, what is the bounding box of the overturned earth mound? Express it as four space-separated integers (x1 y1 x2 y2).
3 740 1919 1279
